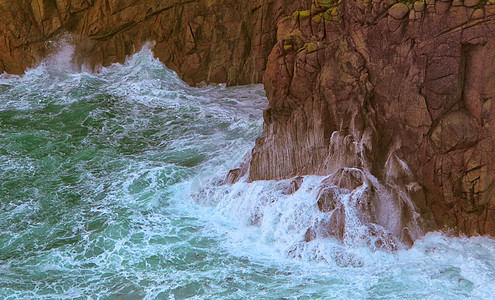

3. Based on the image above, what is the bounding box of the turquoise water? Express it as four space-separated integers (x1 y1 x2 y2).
0 45 494 299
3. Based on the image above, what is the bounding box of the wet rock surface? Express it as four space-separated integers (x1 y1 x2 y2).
310 169 418 247
2 0 495 240
249 0 495 237
0 0 306 86
277 176 304 195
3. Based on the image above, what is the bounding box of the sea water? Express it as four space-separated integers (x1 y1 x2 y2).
0 44 494 299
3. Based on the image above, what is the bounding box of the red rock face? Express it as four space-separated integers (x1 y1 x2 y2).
0 0 306 86
250 0 495 237
2 0 494 238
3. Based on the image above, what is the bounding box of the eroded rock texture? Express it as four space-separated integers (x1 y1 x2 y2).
250 0 495 236
2 0 494 239
0 0 306 85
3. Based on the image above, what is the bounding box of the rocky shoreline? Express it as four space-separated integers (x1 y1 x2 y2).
1 0 494 239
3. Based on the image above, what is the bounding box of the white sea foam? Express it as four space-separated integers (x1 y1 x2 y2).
184 171 495 298
0 42 494 299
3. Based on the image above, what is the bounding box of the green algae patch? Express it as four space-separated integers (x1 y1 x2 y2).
318 0 335 8
323 7 339 22
300 10 311 18
307 42 317 53
312 14 322 23
281 15 291 22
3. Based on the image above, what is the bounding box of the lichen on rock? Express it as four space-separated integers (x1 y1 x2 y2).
250 0 495 239
2 0 495 241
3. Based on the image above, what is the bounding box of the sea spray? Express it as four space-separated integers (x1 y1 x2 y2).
0 44 494 299
192 126 424 258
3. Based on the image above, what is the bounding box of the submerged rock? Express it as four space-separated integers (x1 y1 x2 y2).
249 0 495 238
367 224 400 251
224 169 242 185
278 176 304 195
317 187 339 212
3 0 495 239
327 205 346 240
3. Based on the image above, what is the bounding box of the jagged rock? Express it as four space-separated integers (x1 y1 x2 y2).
279 176 304 195
367 224 399 251
224 169 242 185
305 227 316 242
0 0 307 86
324 169 368 191
250 0 495 238
388 3 410 19
305 203 346 241
2 0 495 239
224 152 251 184
317 187 339 212
331 249 363 267
327 205 346 240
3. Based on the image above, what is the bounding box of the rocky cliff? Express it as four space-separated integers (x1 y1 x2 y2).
250 0 495 238
1 0 495 240
0 0 305 85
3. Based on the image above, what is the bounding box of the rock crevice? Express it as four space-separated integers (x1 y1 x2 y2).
0 0 306 86
250 0 495 237
1 0 495 238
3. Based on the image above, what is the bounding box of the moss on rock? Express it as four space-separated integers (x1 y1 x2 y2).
307 42 317 52
388 3 410 19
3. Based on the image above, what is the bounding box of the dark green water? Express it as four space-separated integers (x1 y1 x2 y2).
0 45 494 299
